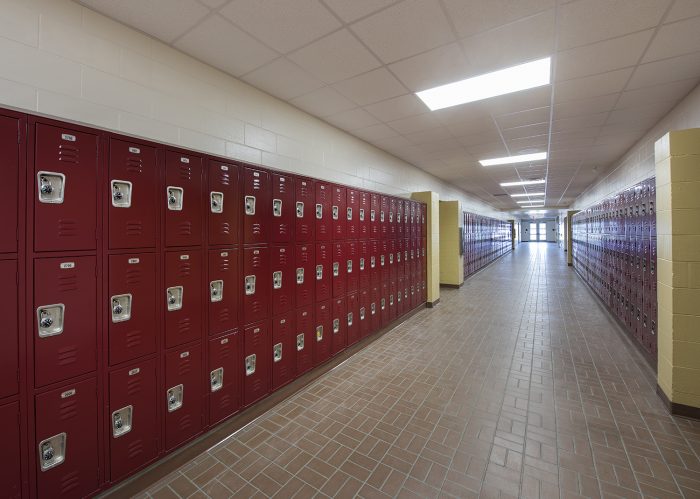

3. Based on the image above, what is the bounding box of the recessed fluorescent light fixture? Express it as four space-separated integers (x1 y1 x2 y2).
416 57 551 111
479 152 547 167
510 192 545 197
516 200 544 204
500 179 546 187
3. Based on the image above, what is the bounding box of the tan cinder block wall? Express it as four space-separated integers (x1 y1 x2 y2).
412 192 439 304
655 129 700 409
438 200 464 286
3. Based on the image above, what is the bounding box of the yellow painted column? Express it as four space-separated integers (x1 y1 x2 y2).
412 191 439 306
438 200 464 287
655 129 700 415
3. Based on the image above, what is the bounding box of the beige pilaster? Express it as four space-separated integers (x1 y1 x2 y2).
412 192 440 305
438 200 463 287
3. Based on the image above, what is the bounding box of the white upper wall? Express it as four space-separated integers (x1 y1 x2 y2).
0 0 504 218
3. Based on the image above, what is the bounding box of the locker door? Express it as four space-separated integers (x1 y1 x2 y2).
208 160 239 247
0 401 20 498
332 242 346 298
315 182 331 241
164 344 203 451
359 191 370 239
397 276 405 316
370 193 380 239
370 285 380 333
359 288 370 338
164 250 202 349
34 256 96 387
421 204 427 238
295 306 314 376
389 239 397 283
272 312 295 390
369 239 380 289
346 189 359 239
108 139 157 250
35 378 99 498
389 198 397 239
108 253 157 366
271 245 294 317
403 238 409 279
346 241 358 294
242 246 270 326
34 123 98 252
331 296 347 356
379 281 390 327
0 115 18 254
380 239 389 283
410 202 417 239
346 292 359 347
294 177 315 242
208 330 242 425
390 280 398 321
0 260 18 398
380 195 389 239
108 358 159 482
164 151 203 248
332 185 347 240
314 301 331 366
396 201 404 239
358 241 370 290
242 167 270 245
243 321 270 406
208 248 239 336
403 201 411 239
271 174 294 243
295 244 314 308
315 243 331 302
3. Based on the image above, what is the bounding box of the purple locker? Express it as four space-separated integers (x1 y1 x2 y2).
346 292 359 347
164 250 202 349
295 244 314 308
358 240 370 290
370 285 381 334
332 242 346 298
271 173 294 243
359 191 370 239
208 160 239 247
242 246 270 326
242 167 270 245
370 193 380 239
359 288 370 338
108 253 157 366
346 241 359 294
380 195 389 239
315 243 331 302
332 185 347 240
380 282 390 327
315 181 332 241
34 256 96 387
34 123 98 252
396 200 404 240
389 197 397 240
208 248 239 336
243 321 270 407
108 139 158 250
331 296 347 356
0 115 18 254
0 259 18 398
108 358 159 482
347 188 359 239
165 150 203 248
35 378 99 498
271 245 294 317
295 306 314 376
0 401 21 498
314 301 331 366
164 344 203 451
272 312 295 390
209 330 242 425
294 176 315 242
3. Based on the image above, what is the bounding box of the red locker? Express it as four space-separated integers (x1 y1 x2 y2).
380 282 390 327
346 241 359 294
164 250 202 349
295 306 314 376
369 239 380 289
108 139 157 250
108 358 159 482
208 160 239 247
370 193 380 239
294 176 315 242
0 401 21 498
397 276 405 316
358 240 370 290
243 321 270 406
421 269 427 303
389 239 397 283
315 242 331 302
242 167 270 245
404 200 411 238
0 115 19 254
108 253 157 366
208 248 238 336
332 242 346 298
346 292 359 346
359 191 370 239
380 239 389 282
403 238 409 278
331 296 347 356
271 173 294 243
208 330 242 424
370 286 381 333
34 123 98 252
390 280 398 321
165 150 203 248
380 195 389 239
332 185 347 240
35 377 99 498
359 288 370 338
346 188 359 239
314 301 331 366
315 181 331 241
34 256 96 387
242 246 270 326
389 197 397 239
421 204 427 238
271 245 294 316
295 244 314 308
396 200 404 239
410 201 418 239
164 344 203 451
272 312 295 390
0 259 17 398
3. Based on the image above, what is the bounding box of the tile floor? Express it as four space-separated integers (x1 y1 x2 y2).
136 243 700 498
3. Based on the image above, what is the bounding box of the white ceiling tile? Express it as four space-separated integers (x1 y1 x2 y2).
642 17 700 63
404 126 454 145
552 112 607 132
242 58 324 99
666 0 700 22
333 68 407 106
496 107 551 130
324 107 379 130
552 94 618 119
627 52 700 89
350 0 454 63
387 113 442 135
369 135 413 150
363 94 428 122
442 0 553 38
322 0 397 22
288 29 380 84
197 0 228 8
388 43 472 92
606 101 671 126
506 135 549 152
352 123 399 141
480 85 552 116
554 68 633 102
456 130 502 147
501 122 549 140
219 0 340 53
291 86 355 117
616 78 698 109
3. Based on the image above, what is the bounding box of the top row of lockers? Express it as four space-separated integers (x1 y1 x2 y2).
26 122 427 253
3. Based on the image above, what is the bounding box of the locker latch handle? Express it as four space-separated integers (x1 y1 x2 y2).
245 195 256 215
273 271 282 289
166 385 184 412
333 262 339 277
111 180 133 208
359 258 365 271
371 303 376 315
38 433 66 472
245 354 256 376
389 254 394 264
296 333 304 351
210 368 224 392
245 275 256 295
332 206 339 220
316 265 323 280
390 294 394 306
296 268 304 284
166 286 183 311
359 208 365 221
273 343 283 362
37 304 65 338
112 406 133 438
347 259 352 273
166 186 184 211
315 203 323 219
210 191 224 213
347 207 352 221
316 326 323 342
380 255 385 267
380 211 385 222
111 294 132 323
37 171 66 204
347 312 353 326
381 298 386 310
360 307 365 320
273 198 282 217
370 210 376 222
333 318 340 333
370 256 375 268
210 280 224 302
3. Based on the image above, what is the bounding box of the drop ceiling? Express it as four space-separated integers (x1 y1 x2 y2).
78 0 700 210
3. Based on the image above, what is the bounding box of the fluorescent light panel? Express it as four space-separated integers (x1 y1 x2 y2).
479 152 546 167
516 200 544 204
416 57 551 111
510 192 545 197
500 179 546 187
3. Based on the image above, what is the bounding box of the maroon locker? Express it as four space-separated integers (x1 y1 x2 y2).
315 181 331 241
404 200 411 239
332 185 347 240
359 191 370 239
389 197 397 240
397 276 405 316
108 139 158 250
0 259 18 398
380 239 389 282
0 401 21 497
108 358 159 482
35 377 99 498
396 200 404 239
294 176 315 242
242 167 270 245
0 115 18 254
346 292 359 347
271 245 294 317
208 160 239 247
421 269 427 302
243 321 270 406
331 296 347 356
421 204 427 238
332 242 346 298
389 239 397 283
346 241 359 294
208 330 242 424
358 240 370 290
390 280 398 321
271 173 294 243
410 201 418 239
346 188 359 239
380 282 390 327
164 344 203 451
242 246 270 326
164 150 203 248
272 312 295 390
34 123 98 252
34 256 96 387
314 301 331 366
403 238 409 279
380 195 389 239
370 193 380 239
295 306 314 375
295 244 314 308
315 242 331 302
108 253 157 366
164 250 202 349
208 248 238 336
370 285 381 333
359 288 371 338
369 239 380 289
